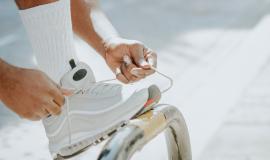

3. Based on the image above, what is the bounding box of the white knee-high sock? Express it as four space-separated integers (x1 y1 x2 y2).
19 0 77 83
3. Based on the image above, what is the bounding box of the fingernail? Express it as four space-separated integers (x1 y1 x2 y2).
139 59 149 67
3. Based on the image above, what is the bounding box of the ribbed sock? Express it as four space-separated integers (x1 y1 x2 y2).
19 0 77 83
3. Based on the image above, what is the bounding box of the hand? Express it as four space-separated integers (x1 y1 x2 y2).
0 64 71 121
104 37 157 84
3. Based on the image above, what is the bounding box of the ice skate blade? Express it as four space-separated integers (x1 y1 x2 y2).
53 121 127 160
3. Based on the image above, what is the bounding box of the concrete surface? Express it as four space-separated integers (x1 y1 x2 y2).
201 58 270 160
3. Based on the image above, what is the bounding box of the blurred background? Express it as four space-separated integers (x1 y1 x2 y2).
1 0 270 159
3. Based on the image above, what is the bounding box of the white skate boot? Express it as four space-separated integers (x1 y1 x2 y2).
42 60 161 159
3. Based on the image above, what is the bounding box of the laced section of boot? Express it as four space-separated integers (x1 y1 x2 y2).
69 66 173 96
97 66 173 94
79 83 120 96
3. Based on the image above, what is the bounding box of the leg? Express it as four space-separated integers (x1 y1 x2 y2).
16 0 77 83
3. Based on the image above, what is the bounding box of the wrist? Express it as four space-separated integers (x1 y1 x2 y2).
83 34 120 60
102 36 121 59
103 36 121 46
103 36 122 50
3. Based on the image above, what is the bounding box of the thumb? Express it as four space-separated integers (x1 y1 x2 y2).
48 77 74 96
130 44 150 69
60 88 74 96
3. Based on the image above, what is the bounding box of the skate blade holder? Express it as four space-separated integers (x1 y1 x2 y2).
56 104 192 160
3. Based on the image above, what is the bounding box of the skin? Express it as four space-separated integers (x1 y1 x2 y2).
0 59 71 120
3 0 157 120
70 0 157 83
15 0 58 9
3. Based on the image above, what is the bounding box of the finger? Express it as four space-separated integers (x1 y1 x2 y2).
130 43 150 69
123 63 141 82
120 63 133 81
121 63 141 82
130 68 154 77
130 76 140 83
145 50 157 68
60 88 74 96
123 55 145 78
143 49 157 76
37 108 50 119
44 100 61 116
115 67 129 84
116 73 129 84
46 79 66 106
48 87 65 107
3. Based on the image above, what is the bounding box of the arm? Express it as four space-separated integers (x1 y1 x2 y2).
71 0 157 83
15 0 57 9
11 0 72 121
71 0 118 58
0 58 67 120
0 59 10 100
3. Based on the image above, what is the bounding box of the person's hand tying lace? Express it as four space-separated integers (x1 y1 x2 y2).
103 37 157 84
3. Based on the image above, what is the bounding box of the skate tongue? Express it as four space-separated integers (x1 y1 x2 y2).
60 61 96 91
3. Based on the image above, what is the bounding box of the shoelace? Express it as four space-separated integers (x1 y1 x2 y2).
97 67 173 94
70 66 173 95
151 67 173 94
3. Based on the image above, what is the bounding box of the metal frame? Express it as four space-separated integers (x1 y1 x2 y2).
97 104 192 160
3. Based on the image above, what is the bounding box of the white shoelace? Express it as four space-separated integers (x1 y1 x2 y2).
150 67 173 94
98 66 173 94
